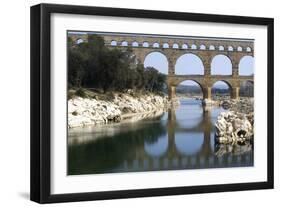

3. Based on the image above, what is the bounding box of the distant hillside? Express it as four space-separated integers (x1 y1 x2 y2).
176 84 230 94
176 84 202 94
175 83 253 97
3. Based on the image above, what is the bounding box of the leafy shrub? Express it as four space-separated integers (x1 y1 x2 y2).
75 88 87 98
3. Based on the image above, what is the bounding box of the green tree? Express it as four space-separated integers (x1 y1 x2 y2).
68 34 166 93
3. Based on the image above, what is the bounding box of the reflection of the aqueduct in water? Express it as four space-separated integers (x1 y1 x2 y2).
123 107 253 171
68 106 253 174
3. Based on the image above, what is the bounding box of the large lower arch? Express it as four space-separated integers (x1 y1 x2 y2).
211 54 232 75
239 56 254 76
167 78 217 101
211 80 232 100
175 53 204 75
175 80 204 98
143 51 169 74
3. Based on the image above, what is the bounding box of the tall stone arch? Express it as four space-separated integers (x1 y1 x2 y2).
143 50 169 74
174 53 205 75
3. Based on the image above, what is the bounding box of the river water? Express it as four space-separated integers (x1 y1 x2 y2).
68 99 253 175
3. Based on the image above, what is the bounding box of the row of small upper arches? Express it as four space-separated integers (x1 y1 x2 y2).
75 38 252 52
109 40 252 52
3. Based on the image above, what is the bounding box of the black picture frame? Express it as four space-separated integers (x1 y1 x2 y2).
30 3 274 204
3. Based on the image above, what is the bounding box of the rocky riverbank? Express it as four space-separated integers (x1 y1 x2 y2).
219 97 253 111
215 98 254 145
215 142 253 157
68 90 169 128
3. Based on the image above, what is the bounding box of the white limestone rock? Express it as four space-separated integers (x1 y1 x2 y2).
68 92 168 128
215 110 253 145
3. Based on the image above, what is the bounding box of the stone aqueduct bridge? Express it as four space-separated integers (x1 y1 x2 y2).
70 33 254 100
